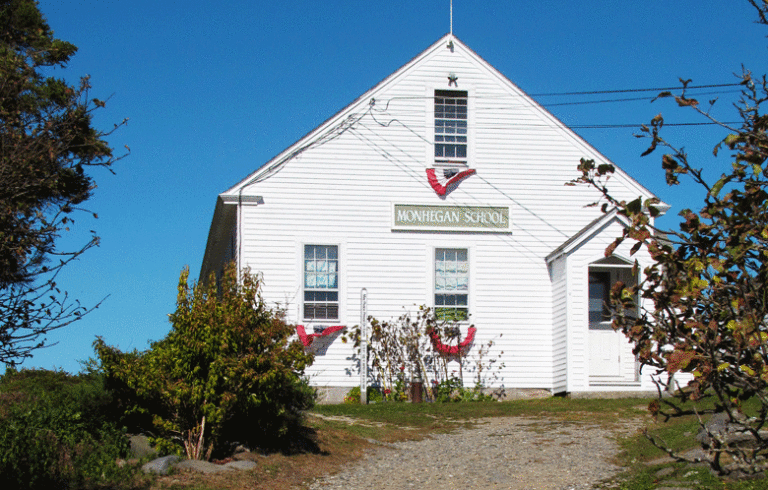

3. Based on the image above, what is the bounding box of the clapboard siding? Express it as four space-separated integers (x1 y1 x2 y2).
201 34 664 395
554 217 658 392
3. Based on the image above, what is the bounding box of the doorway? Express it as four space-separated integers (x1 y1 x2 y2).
588 262 637 383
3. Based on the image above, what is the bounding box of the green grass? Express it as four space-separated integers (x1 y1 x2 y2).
313 396 650 427
611 463 768 490
608 397 768 489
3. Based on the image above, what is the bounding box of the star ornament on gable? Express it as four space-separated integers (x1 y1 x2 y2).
426 167 476 196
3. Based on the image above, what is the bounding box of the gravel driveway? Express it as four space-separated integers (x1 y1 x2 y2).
307 416 641 490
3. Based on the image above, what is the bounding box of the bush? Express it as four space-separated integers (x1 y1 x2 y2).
95 263 315 459
343 386 384 404
432 377 494 403
0 368 131 490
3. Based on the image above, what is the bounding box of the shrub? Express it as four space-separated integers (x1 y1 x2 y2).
0 368 131 490
343 386 384 404
345 305 503 402
432 377 494 403
95 263 315 459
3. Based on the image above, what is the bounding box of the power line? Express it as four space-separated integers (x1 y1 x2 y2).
368 115 739 130
249 82 743 186
364 83 743 106
569 121 739 129
530 82 742 97
540 89 742 107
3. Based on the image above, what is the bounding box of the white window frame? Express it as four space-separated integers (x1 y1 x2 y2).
434 89 468 167
302 244 340 322
433 247 470 322
425 85 475 169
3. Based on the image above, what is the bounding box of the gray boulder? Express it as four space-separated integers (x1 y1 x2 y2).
141 455 181 475
696 412 748 446
176 459 234 474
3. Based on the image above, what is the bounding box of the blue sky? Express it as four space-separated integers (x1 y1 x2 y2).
17 0 767 373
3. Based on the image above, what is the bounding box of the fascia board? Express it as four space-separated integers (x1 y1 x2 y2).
546 209 627 263
222 33 457 198
220 194 263 205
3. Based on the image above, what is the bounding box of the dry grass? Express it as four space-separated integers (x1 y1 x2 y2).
145 413 435 490
137 398 652 490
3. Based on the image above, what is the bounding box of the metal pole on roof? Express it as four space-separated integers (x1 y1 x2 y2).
450 0 453 36
360 288 368 404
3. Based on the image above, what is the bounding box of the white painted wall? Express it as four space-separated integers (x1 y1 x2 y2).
204 35 661 394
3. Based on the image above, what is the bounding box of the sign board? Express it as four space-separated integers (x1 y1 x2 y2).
392 204 511 232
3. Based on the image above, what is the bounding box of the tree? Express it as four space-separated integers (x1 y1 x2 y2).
95 263 315 459
0 0 126 366
573 0 768 476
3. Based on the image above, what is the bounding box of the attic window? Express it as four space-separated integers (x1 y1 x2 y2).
434 89 467 165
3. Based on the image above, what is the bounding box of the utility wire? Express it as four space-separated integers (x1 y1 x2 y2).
530 82 742 97
370 87 739 112
247 82 743 185
364 83 742 102
539 89 742 107
369 116 740 130
567 121 740 129
349 123 558 263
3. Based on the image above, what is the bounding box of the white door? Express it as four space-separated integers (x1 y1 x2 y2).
588 269 629 380
589 329 621 377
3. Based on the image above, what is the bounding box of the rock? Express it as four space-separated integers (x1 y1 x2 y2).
176 459 234 474
141 455 181 475
225 460 258 471
696 412 747 446
678 448 708 462
129 434 157 459
655 467 675 478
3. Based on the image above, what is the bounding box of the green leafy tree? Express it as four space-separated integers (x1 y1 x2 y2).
0 0 127 366
95 263 315 459
573 0 768 476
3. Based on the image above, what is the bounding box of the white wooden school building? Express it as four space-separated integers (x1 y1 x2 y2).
200 34 667 402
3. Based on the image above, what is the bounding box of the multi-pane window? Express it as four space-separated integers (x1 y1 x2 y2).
588 271 612 329
435 248 469 322
434 90 468 164
304 245 339 320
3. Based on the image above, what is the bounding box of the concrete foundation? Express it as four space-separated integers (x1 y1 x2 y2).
313 386 555 404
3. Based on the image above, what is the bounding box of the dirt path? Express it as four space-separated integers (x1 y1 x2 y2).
306 416 641 490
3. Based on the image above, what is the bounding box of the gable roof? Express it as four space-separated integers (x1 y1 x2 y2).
546 208 629 263
220 33 665 207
